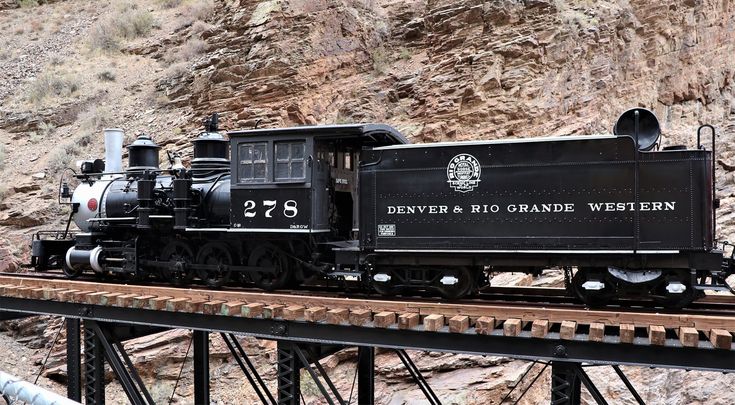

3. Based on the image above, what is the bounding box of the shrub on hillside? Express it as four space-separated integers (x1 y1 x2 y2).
25 73 79 104
88 5 155 51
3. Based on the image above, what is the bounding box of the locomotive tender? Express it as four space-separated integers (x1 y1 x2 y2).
31 109 734 308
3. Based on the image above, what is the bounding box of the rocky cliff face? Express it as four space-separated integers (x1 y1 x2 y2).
0 0 734 403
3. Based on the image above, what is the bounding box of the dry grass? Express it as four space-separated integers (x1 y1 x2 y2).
26 73 80 105
174 0 216 29
0 145 5 169
30 121 55 143
371 47 389 75
185 0 215 21
88 3 155 51
168 38 207 63
96 70 116 82
78 105 113 133
157 0 183 8
190 20 214 35
161 62 188 81
18 0 39 8
47 150 68 172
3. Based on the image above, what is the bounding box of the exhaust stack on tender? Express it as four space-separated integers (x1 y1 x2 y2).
104 128 124 175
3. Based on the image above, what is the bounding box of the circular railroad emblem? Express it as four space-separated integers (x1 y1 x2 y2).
447 154 481 193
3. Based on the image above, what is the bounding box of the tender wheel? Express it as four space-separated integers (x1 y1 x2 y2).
435 266 475 300
249 244 290 291
160 240 195 285
652 271 698 309
196 242 233 288
570 268 615 307
371 268 404 297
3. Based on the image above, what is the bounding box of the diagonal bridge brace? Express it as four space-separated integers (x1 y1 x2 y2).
221 333 277 405
87 320 154 405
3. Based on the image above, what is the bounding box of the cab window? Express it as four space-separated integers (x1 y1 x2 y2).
238 142 267 183
275 141 306 181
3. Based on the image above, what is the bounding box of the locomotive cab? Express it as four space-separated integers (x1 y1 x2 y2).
227 124 408 239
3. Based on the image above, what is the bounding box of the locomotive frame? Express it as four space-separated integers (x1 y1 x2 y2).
29 110 735 308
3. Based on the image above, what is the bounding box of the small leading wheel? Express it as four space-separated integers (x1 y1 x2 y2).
570 268 615 307
435 266 475 300
62 261 83 279
249 244 290 291
196 242 233 288
160 240 195 285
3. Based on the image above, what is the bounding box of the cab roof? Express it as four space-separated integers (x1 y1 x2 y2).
227 123 409 147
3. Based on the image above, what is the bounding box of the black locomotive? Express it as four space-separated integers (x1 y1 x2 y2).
31 109 735 308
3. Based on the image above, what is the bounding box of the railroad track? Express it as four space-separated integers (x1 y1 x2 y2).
0 273 734 351
2 270 733 312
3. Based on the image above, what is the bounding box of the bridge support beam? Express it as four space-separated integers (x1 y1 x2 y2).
66 318 81 402
358 346 375 405
193 330 210 405
83 321 106 405
277 341 301 405
550 361 608 405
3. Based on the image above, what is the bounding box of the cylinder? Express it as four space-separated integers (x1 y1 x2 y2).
104 128 124 175
65 246 104 274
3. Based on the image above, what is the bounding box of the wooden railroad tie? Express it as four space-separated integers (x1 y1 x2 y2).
185 299 208 313
350 309 372 326
57 289 80 302
86 291 110 305
648 325 666 346
305 307 327 322
132 295 157 309
560 321 576 340
283 306 305 321
678 327 699 348
43 288 66 301
709 329 733 350
15 287 35 299
531 320 549 338
589 323 605 342
242 303 265 318
398 313 420 330
149 296 173 311
263 304 284 319
374 312 396 328
220 301 245 316
449 315 470 333
503 318 522 336
326 308 349 325
475 316 496 335
620 324 635 344
29 288 45 300
165 297 190 312
203 300 227 315
424 314 445 332
116 293 138 307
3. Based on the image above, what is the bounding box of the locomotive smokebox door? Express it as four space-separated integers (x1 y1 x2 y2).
229 136 314 231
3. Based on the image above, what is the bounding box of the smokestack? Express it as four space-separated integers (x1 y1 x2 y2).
104 128 124 176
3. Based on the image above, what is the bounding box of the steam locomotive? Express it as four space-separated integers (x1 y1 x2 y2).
30 110 735 308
